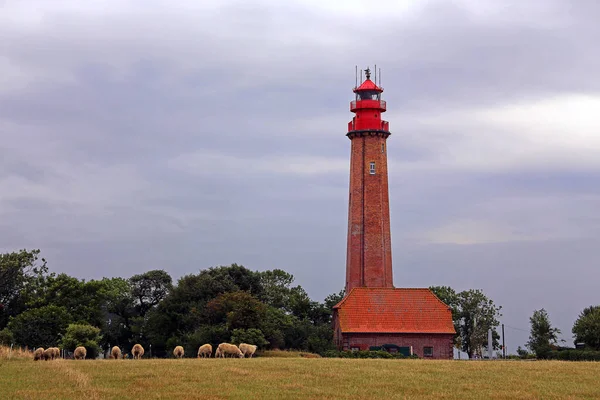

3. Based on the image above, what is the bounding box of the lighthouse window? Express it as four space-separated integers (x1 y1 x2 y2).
381 143 385 153
369 162 376 175
358 90 380 101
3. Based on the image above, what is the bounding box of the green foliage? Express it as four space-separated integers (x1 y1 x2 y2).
60 323 102 359
8 305 71 348
516 346 535 359
129 270 173 317
206 291 267 330
546 349 600 361
23 273 108 327
430 286 461 347
526 308 561 359
0 249 48 329
572 305 600 350
257 269 295 309
323 350 419 359
185 325 230 354
431 286 502 358
0 328 14 345
231 328 269 348
0 251 338 358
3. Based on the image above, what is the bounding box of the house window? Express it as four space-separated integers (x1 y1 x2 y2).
369 162 376 175
423 346 433 357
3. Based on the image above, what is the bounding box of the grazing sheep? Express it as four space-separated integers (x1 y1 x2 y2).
110 346 122 359
173 345 184 359
74 346 87 360
217 343 244 358
52 347 60 359
33 347 45 361
215 347 223 358
44 347 54 361
239 343 257 358
197 344 212 358
132 343 144 359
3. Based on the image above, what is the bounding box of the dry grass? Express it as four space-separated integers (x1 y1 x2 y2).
0 357 599 399
260 349 321 358
0 345 33 360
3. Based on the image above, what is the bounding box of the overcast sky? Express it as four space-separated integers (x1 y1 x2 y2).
1 0 599 354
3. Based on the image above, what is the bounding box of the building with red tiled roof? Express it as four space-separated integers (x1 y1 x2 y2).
336 68 455 359
332 288 456 358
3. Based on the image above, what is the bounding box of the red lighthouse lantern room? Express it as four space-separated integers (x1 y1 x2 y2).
348 67 389 134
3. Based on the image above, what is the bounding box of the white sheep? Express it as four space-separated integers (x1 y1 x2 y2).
110 346 122 359
173 345 184 359
239 343 257 358
33 347 44 361
132 343 144 359
197 344 212 358
74 346 87 360
217 343 244 358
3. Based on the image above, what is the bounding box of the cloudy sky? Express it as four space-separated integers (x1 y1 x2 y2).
1 0 599 353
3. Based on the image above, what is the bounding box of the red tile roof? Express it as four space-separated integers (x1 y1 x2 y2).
333 288 456 334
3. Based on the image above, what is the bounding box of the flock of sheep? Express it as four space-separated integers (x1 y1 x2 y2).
32 342 257 361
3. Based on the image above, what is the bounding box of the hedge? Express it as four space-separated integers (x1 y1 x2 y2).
322 350 419 359
546 350 600 361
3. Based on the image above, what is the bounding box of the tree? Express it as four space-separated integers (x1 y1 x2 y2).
572 305 600 350
7 305 71 348
430 286 502 358
429 286 460 346
526 308 561 359
24 273 107 327
129 270 173 317
324 289 346 310
98 277 136 351
258 269 295 310
0 328 14 345
205 291 267 331
457 289 502 358
0 249 48 329
61 323 103 359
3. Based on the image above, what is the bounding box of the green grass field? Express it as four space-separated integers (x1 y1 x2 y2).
1 357 599 399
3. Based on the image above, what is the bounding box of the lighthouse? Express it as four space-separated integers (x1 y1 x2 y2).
332 67 456 358
345 67 393 293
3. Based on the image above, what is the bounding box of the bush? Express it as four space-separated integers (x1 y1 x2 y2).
322 350 419 359
7 305 71 348
546 350 600 361
60 323 102 359
0 328 14 345
184 324 231 357
231 328 269 348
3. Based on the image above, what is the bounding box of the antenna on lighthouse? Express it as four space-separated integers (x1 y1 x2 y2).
374 64 377 84
360 68 362 84
355 65 358 89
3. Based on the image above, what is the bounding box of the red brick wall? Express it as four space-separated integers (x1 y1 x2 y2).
345 132 393 292
341 332 454 359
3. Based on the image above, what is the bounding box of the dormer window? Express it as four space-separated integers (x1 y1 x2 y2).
369 162 376 175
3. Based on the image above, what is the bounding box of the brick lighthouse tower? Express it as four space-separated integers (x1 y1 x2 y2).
345 67 393 292
332 67 456 358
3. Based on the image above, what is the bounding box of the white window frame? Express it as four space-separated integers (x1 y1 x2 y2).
369 162 376 175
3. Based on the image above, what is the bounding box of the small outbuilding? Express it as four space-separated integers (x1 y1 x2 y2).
332 288 456 359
